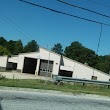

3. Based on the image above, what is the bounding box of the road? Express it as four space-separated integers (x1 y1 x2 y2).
0 89 110 110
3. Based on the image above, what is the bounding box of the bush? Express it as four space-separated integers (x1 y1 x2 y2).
0 73 6 80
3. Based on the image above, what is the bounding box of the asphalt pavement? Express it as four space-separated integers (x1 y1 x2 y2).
0 89 110 110
0 71 51 80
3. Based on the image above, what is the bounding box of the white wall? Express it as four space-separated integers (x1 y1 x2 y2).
40 48 61 75
17 52 39 71
8 55 18 63
60 66 73 71
62 56 110 81
0 56 8 67
17 47 61 75
73 62 93 79
94 70 110 81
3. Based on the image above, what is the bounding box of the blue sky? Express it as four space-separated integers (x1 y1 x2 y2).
0 0 110 55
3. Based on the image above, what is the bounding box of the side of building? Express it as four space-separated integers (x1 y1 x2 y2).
0 47 110 81
60 56 110 81
0 56 8 71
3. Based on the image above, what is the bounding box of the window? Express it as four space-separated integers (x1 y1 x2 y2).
91 76 97 80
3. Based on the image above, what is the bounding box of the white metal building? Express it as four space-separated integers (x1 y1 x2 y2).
0 47 110 81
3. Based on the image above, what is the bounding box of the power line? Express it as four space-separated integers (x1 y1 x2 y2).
5 16 34 39
0 15 47 48
57 0 110 19
59 0 106 54
0 16 31 40
86 0 110 8
18 0 110 26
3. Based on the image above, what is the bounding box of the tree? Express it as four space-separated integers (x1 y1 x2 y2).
0 46 10 56
64 41 97 67
6 40 16 54
64 41 82 59
0 37 7 47
13 40 23 55
23 40 39 53
51 43 63 55
96 55 110 73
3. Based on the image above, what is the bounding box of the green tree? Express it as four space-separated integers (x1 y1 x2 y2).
51 43 63 55
0 46 11 56
23 40 39 52
96 55 110 73
6 40 16 54
64 41 82 59
0 37 7 47
13 40 23 55
64 41 97 67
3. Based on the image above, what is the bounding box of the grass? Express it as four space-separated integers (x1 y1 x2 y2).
0 79 110 96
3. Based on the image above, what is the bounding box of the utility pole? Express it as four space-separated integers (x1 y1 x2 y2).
45 45 50 84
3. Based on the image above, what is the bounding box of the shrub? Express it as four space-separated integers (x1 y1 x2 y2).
0 73 6 80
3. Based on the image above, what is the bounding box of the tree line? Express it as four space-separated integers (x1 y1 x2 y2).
0 37 39 55
0 37 110 74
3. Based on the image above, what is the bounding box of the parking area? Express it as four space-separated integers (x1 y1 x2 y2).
0 71 52 80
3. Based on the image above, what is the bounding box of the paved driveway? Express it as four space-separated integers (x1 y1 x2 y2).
0 71 51 80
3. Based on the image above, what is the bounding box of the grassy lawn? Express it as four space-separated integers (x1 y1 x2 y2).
0 79 110 96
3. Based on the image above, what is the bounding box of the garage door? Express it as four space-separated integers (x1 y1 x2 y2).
6 62 17 70
38 60 53 77
22 57 37 74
